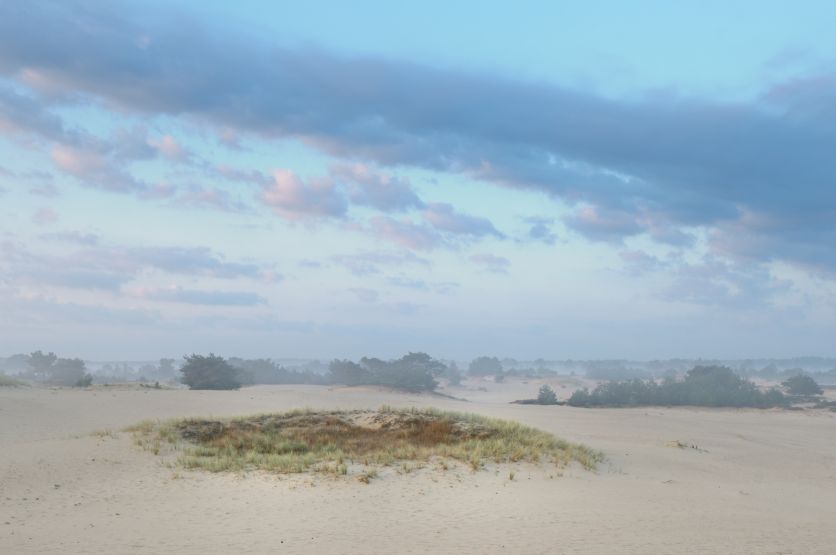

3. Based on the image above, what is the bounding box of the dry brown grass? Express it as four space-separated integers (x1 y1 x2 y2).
129 406 602 477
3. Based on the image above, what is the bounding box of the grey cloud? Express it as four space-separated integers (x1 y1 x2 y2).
331 250 431 276
422 202 503 239
348 287 379 303
1 239 265 292
386 276 458 294
619 249 665 276
1 3 835 271
331 163 424 212
32 207 59 225
563 205 644 243
659 256 792 309
524 216 557 245
173 184 250 213
470 253 511 274
368 217 443 250
260 169 347 220
40 230 100 245
141 287 267 306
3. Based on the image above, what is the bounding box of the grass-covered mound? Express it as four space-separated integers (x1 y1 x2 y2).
129 407 601 476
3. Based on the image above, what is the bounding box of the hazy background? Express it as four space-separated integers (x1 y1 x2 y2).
1 1 835 360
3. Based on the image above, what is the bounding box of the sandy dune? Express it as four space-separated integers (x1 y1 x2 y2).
2 385 835 554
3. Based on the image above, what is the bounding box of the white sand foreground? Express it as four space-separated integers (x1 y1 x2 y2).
1 384 835 554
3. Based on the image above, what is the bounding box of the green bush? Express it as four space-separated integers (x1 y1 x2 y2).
782 374 823 395
327 352 444 392
468 356 503 376
537 384 558 405
47 358 92 387
568 366 785 408
228 358 327 385
180 354 241 390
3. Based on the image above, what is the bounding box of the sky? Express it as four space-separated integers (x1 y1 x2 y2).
1 1 835 361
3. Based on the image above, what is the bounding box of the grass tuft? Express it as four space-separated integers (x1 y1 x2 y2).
128 407 602 477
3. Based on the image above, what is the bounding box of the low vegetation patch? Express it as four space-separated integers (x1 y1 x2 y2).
568 366 785 408
0 373 25 387
781 374 823 396
129 407 602 477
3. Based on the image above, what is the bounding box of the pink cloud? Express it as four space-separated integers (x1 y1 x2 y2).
260 169 346 220
148 134 190 162
32 207 59 225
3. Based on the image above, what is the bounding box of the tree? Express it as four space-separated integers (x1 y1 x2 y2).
328 353 443 392
537 384 558 405
158 358 176 378
782 374 823 395
47 358 92 387
180 354 241 390
468 356 503 376
328 359 370 386
28 350 57 381
444 362 463 386
0 353 30 373
376 352 441 392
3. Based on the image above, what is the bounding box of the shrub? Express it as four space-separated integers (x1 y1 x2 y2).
468 356 503 376
47 358 92 387
180 354 241 390
444 362 463 386
26 350 57 381
568 366 785 408
537 384 558 405
328 359 371 386
0 374 25 387
782 374 823 395
327 352 444 392
229 358 326 385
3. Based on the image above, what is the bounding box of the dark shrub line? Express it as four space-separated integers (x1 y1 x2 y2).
568 366 786 408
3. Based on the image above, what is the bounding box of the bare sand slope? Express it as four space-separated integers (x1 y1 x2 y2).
2 385 835 554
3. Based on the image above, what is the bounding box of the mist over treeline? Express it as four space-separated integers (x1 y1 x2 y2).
3 351 836 386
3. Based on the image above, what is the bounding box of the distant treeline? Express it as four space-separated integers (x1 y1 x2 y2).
7 351 93 387
178 352 457 392
568 366 787 408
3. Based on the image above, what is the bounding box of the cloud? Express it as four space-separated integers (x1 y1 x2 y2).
563 205 644 243
174 184 249 212
524 216 557 245
215 164 272 186
1 3 835 274
422 202 503 239
659 256 792 309
32 207 59 225
50 141 146 192
40 230 100 245
148 134 191 163
470 253 511 274
261 169 347 220
368 217 442 250
331 163 424 212
348 287 379 303
140 287 267 306
386 276 458 294
0 85 68 141
331 250 430 276
619 249 665 276
1 239 266 292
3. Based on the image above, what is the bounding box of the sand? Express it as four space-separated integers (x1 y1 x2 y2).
2 383 835 554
